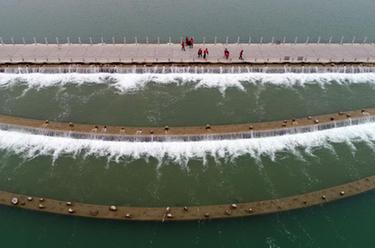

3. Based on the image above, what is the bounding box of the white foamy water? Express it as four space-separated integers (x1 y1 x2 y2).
0 123 375 164
1 73 375 93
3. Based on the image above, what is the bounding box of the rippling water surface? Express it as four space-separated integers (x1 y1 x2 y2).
1 73 375 126
0 72 374 246
1 0 375 42
2 0 375 244
0 73 375 204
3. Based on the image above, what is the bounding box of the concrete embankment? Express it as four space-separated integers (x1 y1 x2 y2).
0 43 375 66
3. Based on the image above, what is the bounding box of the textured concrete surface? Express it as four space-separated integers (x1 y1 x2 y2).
1 175 374 221
0 108 373 140
0 43 375 64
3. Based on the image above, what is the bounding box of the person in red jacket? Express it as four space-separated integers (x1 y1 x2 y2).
198 48 203 58
190 37 194 48
203 48 209 59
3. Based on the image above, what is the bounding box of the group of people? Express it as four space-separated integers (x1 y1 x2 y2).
181 36 245 60
224 49 243 60
181 36 194 50
198 48 209 59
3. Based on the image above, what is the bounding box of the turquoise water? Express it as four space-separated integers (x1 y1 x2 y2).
0 0 375 43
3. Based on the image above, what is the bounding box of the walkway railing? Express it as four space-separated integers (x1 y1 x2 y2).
1 36 375 45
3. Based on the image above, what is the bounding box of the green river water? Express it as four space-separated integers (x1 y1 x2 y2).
0 74 375 247
1 0 375 247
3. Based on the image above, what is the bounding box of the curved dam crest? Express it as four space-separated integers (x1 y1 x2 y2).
0 108 373 142
2 175 375 221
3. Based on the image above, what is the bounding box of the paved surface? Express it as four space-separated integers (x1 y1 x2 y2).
1 43 375 64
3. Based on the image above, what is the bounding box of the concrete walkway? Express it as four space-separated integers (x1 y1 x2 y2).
0 43 375 64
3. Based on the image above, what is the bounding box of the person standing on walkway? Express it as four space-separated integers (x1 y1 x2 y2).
239 49 244 60
203 48 209 59
186 36 190 46
198 48 203 58
224 48 230 59
181 41 186 51
190 37 194 48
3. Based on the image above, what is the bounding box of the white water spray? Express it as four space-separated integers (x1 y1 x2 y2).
1 123 375 164
1 73 375 94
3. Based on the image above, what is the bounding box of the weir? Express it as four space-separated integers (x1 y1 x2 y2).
2 65 375 74
1 175 375 221
0 109 374 142
1 116 374 142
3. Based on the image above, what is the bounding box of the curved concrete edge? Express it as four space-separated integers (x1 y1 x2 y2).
0 108 374 140
2 176 375 221
1 64 375 75
0 62 375 75
1 62 375 66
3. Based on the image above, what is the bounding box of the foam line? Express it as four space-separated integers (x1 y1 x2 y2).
0 122 374 163
1 73 375 93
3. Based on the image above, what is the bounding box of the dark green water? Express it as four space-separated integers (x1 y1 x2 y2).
1 77 375 206
0 141 375 207
1 74 375 126
2 192 375 247
0 74 375 247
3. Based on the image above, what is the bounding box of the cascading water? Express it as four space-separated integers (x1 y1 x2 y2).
0 115 373 142
0 121 375 163
2 72 375 93
1 71 375 161
3 65 375 74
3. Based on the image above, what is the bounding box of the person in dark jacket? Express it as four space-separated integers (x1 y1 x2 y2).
239 49 244 60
